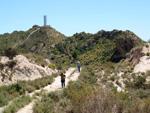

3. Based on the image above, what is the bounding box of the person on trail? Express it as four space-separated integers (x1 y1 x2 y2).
60 72 66 88
77 61 81 72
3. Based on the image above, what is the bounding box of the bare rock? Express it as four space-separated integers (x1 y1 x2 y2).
0 55 56 86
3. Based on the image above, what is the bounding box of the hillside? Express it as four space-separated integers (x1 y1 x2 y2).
1 26 150 113
17 26 66 57
51 30 143 65
0 26 143 65
0 25 66 57
0 28 35 55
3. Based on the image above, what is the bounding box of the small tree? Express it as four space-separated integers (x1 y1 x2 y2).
4 48 17 59
135 76 146 88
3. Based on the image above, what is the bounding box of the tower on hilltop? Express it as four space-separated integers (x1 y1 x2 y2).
44 15 47 26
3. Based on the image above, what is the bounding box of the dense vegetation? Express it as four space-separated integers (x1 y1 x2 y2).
33 65 150 113
0 25 66 57
0 26 147 113
51 30 142 65
0 25 143 65
17 26 66 57
0 26 38 55
0 74 55 107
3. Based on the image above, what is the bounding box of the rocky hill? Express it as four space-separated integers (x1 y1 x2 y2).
51 30 144 65
0 26 143 65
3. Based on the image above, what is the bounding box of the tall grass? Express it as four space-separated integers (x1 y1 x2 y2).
79 66 97 84
3 95 32 113
32 65 150 113
0 74 55 107
33 91 70 113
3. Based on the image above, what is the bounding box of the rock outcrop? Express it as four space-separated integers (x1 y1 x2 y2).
111 30 143 62
0 55 56 86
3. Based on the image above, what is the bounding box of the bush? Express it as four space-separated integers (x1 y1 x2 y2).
0 85 21 107
3 95 32 113
33 91 69 113
7 60 17 70
0 75 54 107
110 76 116 81
0 63 4 70
147 52 150 56
4 48 17 59
48 63 56 69
135 76 146 88
69 84 129 113
35 55 47 66
146 44 149 48
79 66 97 84
63 81 83 98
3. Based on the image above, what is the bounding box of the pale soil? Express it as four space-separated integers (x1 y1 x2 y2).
0 55 56 86
134 43 150 73
16 67 80 113
112 43 150 92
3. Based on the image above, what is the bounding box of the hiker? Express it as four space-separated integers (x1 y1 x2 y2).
77 61 81 72
60 72 66 88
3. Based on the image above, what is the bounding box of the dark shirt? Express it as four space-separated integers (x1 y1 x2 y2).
60 74 66 80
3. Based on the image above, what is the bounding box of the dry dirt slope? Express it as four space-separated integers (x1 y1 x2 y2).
0 55 56 86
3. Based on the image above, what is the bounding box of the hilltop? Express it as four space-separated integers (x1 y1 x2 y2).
0 25 66 57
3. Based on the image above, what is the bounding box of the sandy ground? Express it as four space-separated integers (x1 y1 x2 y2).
16 67 80 113
134 43 150 73
134 56 150 73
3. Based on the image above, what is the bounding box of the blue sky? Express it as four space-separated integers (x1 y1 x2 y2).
0 0 150 41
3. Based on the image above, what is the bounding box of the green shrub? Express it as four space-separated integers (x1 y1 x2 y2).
58 99 67 107
3 95 32 113
147 52 150 56
68 84 130 113
4 48 17 59
141 97 150 112
0 93 8 107
110 76 116 81
63 81 83 98
135 76 146 88
0 85 21 107
35 55 47 66
33 90 69 113
146 44 149 48
0 75 54 107
79 66 97 84
48 63 56 69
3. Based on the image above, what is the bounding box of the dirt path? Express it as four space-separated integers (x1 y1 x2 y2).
16 67 80 113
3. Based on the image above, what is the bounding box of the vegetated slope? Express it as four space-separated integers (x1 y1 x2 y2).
0 26 143 65
51 30 143 65
0 25 66 57
0 26 39 55
17 26 66 57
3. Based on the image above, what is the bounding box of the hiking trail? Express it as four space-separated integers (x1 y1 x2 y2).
1 67 80 113
12 28 40 49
